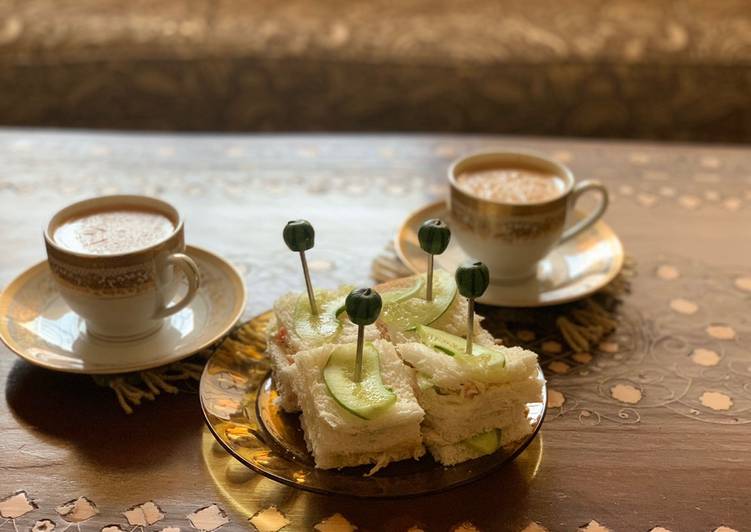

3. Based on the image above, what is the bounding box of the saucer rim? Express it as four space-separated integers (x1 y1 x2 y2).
0 245 246 374
394 201 624 307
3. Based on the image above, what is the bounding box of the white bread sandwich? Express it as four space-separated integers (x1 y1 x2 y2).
289 338 425 472
375 270 495 346
267 267 491 413
397 325 543 466
267 286 381 412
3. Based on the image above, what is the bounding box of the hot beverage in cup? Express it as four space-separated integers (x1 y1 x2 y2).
44 196 200 341
455 167 566 205
53 208 176 255
448 151 609 281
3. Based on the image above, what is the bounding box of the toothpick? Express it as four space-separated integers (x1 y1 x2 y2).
354 325 365 382
426 255 434 302
466 297 474 355
299 250 318 315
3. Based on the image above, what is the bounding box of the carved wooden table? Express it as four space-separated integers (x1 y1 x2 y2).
1 130 749 531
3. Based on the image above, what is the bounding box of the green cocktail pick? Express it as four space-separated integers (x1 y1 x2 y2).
417 218 451 301
283 219 318 315
455 260 490 355
345 287 382 382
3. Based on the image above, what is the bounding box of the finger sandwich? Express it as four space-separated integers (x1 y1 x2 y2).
289 339 425 472
397 326 543 466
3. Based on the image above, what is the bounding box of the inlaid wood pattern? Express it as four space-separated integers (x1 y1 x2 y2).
1 130 749 530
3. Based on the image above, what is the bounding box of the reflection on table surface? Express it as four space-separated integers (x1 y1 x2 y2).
202 429 544 531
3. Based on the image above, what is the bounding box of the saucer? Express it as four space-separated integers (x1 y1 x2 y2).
395 202 624 307
0 245 246 374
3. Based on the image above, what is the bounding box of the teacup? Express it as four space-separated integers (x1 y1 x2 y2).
44 195 200 341
448 151 609 281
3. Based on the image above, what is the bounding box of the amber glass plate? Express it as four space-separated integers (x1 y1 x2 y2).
199 311 547 498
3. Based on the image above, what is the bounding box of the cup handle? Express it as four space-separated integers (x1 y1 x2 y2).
153 252 201 319
559 180 609 243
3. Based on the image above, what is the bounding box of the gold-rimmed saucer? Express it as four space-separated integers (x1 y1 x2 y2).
0 245 246 374
396 202 624 307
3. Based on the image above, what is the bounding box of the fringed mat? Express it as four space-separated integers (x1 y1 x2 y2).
373 243 634 352
100 243 633 413
92 361 206 414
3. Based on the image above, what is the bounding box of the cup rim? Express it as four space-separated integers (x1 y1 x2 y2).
448 149 575 207
43 194 184 259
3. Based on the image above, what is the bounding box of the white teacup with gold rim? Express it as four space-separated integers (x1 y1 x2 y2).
44 195 200 341
448 151 609 282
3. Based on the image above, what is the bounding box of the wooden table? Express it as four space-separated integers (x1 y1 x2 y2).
1 130 749 531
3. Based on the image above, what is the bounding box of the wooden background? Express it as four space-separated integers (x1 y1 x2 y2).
0 130 749 531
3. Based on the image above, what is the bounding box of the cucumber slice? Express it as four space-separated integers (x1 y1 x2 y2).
323 344 397 419
379 270 456 332
335 276 422 319
293 288 349 346
464 429 501 455
380 275 425 305
416 325 505 368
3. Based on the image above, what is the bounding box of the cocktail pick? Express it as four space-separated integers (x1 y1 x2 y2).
345 287 383 382
283 219 318 315
455 260 490 355
417 218 451 301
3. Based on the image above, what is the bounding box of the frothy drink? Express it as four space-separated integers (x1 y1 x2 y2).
53 208 175 255
456 167 566 204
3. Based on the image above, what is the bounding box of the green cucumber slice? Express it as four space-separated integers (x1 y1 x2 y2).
416 325 506 368
323 344 397 419
379 270 456 332
380 275 425 305
464 429 501 455
293 288 349 346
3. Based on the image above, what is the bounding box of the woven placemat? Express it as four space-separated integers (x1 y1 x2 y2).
101 244 633 413
373 243 634 348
